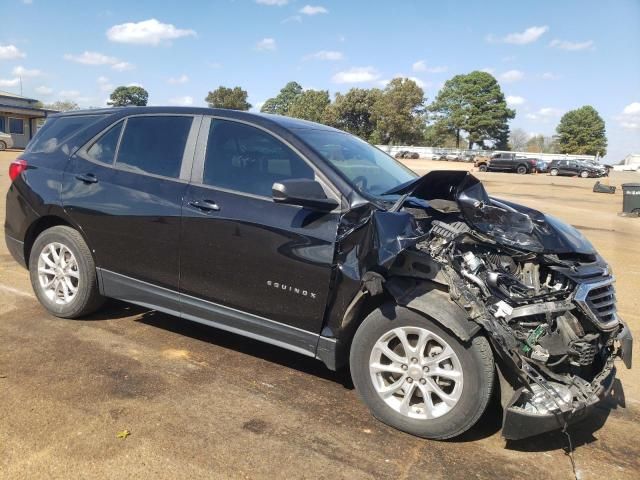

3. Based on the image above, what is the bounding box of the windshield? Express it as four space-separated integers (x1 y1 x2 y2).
296 129 418 196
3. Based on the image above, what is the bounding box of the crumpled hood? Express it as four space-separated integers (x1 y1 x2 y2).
384 170 595 255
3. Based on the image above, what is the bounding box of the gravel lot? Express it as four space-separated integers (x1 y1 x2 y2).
1 150 638 479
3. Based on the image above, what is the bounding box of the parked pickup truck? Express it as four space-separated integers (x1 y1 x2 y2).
486 152 537 174
5 107 632 441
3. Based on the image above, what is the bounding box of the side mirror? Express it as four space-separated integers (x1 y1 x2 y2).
272 179 339 211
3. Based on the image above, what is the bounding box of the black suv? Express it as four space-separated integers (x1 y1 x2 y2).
486 152 538 174
5 107 631 441
548 159 605 178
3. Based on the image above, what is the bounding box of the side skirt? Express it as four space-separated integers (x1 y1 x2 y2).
97 268 337 367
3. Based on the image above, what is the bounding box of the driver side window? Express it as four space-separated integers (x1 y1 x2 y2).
203 120 314 197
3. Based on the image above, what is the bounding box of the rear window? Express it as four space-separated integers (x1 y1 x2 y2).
115 115 193 179
27 115 107 154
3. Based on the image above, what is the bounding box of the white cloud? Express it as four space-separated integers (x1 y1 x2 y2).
300 5 328 15
35 85 53 95
107 19 196 46
0 44 26 60
623 102 640 115
527 107 562 120
480 67 495 74
499 69 524 83
63 51 132 71
412 60 447 73
168 74 189 84
127 83 144 88
618 102 640 130
332 66 380 84
0 78 20 88
12 65 42 77
408 76 425 88
112 61 134 71
282 15 302 23
549 39 594 51
540 72 560 80
97 76 114 92
64 51 117 65
503 26 549 45
304 50 343 61
506 95 526 106
486 26 548 45
256 38 277 51
169 96 193 106
256 0 288 5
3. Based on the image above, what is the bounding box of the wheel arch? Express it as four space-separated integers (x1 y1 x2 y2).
24 215 92 266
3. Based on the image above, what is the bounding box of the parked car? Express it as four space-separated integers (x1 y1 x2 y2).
487 152 537 174
534 159 548 173
394 150 420 159
0 130 14 150
443 152 461 161
5 107 631 441
548 159 605 178
460 153 475 163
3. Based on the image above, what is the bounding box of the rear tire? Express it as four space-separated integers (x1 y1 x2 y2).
580 170 590 178
478 164 488 172
516 165 527 175
29 226 105 318
350 305 494 440
550 168 559 176
0 140 7 151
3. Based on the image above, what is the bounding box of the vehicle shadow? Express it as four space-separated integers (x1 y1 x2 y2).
505 379 627 452
127 305 355 387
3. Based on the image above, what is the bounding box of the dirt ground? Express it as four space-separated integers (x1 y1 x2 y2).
1 150 638 480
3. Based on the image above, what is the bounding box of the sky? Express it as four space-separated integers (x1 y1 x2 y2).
1 0 639 161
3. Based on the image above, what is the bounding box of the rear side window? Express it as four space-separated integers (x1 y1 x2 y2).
27 115 107 153
115 116 192 179
85 121 123 164
203 120 313 197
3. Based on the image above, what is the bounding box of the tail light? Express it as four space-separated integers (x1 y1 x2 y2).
9 159 28 182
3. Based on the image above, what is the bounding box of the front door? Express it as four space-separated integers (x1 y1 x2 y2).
63 114 199 304
179 118 340 337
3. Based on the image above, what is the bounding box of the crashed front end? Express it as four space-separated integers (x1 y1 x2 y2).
348 171 633 440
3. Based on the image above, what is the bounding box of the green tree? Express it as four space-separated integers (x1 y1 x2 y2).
371 78 425 145
287 89 330 123
260 81 303 115
429 71 515 149
41 100 80 112
555 105 607 156
324 88 382 140
205 86 251 110
107 86 148 107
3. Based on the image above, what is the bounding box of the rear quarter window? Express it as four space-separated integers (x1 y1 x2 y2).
27 115 107 154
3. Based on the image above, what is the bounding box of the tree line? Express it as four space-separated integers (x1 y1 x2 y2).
39 73 608 156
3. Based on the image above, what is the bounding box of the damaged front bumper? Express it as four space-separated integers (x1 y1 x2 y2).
502 324 632 440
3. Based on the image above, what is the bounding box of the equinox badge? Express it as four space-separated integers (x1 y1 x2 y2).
267 280 317 299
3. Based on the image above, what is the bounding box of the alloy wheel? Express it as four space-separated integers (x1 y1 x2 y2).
37 242 80 305
369 326 464 420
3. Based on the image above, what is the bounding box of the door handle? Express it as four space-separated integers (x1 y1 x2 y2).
188 200 220 212
76 173 98 184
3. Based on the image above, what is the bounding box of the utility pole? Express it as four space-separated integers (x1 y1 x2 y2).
19 76 23 96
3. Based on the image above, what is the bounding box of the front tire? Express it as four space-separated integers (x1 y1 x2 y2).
550 168 559 176
29 226 105 318
350 305 494 439
478 164 488 172
516 165 528 175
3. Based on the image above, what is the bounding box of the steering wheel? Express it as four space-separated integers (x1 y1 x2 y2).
352 175 368 192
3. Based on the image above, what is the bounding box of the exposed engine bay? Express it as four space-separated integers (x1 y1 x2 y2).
356 171 633 439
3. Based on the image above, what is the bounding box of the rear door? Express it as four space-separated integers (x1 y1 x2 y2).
179 117 341 339
63 114 200 304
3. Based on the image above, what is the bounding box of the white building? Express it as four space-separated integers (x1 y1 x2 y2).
0 91 54 149
613 153 640 171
